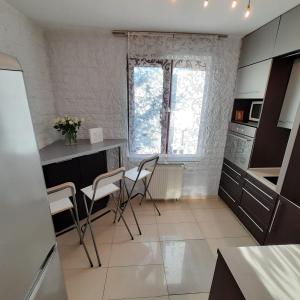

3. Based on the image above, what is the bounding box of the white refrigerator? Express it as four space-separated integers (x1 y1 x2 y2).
0 52 67 299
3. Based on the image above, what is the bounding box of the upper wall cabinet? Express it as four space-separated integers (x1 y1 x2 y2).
235 59 272 99
239 18 280 68
274 5 300 57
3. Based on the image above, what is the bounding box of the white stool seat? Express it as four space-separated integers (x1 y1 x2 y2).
81 183 120 201
125 167 151 181
50 197 73 215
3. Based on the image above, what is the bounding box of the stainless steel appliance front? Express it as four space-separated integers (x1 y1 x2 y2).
0 52 67 300
224 122 256 170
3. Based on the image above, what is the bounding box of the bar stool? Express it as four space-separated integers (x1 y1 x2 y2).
119 155 161 235
81 167 133 267
47 182 93 267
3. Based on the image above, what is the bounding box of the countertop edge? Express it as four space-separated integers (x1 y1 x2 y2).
219 245 300 300
40 139 127 166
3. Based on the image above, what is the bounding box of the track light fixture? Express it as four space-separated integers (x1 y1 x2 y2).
245 0 251 18
201 0 252 18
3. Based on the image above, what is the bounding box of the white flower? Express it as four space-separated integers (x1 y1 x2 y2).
69 121 73 125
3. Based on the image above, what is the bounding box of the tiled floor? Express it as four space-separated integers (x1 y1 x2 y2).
58 196 257 300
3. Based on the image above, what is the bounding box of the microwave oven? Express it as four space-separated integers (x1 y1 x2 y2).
249 101 263 122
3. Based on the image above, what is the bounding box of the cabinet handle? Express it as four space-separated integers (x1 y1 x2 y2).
268 200 281 233
239 206 264 233
227 133 252 142
219 186 236 203
222 171 239 185
224 162 242 176
242 188 270 212
244 178 273 200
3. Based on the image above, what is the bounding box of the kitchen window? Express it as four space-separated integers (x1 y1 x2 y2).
128 58 207 159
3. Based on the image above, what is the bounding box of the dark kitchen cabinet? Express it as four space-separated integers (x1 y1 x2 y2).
43 151 108 232
281 125 300 207
218 159 245 213
237 174 278 244
209 251 245 300
265 195 300 245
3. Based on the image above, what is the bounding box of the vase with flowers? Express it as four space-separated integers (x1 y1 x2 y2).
53 116 84 145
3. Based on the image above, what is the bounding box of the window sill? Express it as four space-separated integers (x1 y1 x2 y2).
128 154 202 164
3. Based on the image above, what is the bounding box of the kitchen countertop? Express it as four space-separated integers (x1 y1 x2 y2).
220 244 300 300
39 139 127 166
247 167 281 191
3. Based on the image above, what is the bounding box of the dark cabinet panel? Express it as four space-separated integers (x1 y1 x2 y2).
265 196 300 245
43 159 82 232
78 151 107 187
218 159 245 212
209 252 245 300
78 151 109 217
237 205 266 245
281 125 300 207
237 174 278 244
240 188 273 229
43 151 108 232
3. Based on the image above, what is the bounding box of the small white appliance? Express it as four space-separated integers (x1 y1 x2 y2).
89 127 103 144
249 101 263 122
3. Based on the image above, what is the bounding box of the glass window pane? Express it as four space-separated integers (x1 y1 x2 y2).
168 67 206 155
131 66 164 154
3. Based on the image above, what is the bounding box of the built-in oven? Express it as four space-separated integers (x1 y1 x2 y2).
224 122 256 171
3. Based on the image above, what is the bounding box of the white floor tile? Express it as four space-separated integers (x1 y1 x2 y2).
187 198 226 209
197 219 249 238
169 293 209 300
192 208 237 222
109 242 162 266
113 224 160 243
120 209 157 225
207 237 258 257
58 243 111 269
156 200 190 211
103 265 168 299
158 223 204 241
64 268 107 300
122 297 169 300
156 210 196 224
162 240 215 294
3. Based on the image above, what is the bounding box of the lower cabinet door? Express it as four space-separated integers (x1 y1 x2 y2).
265 196 300 245
237 205 266 244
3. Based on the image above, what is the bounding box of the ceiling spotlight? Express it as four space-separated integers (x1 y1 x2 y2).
245 0 251 18
232 0 237 8
204 0 209 8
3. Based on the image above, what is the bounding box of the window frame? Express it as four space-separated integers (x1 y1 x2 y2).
127 57 207 161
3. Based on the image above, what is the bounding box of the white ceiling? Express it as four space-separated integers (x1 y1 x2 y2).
5 0 300 35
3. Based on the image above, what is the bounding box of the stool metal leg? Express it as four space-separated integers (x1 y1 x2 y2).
141 178 161 216
83 195 102 267
118 180 142 235
69 209 94 267
112 190 134 240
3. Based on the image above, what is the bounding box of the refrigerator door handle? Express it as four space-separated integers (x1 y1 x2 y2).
24 245 56 300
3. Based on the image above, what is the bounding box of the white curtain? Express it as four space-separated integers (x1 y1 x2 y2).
127 32 241 196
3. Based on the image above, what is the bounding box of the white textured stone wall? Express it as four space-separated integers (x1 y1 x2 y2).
46 30 240 197
0 0 58 148
45 30 128 141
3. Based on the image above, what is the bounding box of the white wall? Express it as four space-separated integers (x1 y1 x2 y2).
46 29 240 197
0 0 57 148
46 29 128 140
